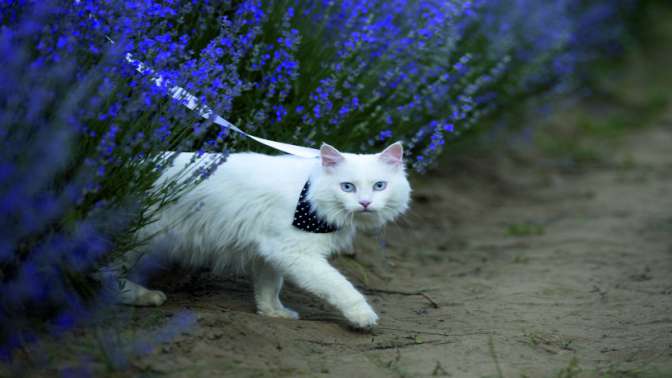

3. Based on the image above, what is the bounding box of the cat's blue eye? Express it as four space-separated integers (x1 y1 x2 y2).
373 181 387 191
340 182 356 193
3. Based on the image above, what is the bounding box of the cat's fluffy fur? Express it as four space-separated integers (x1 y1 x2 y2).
117 142 411 329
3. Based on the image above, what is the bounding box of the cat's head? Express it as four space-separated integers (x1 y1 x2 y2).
309 142 411 230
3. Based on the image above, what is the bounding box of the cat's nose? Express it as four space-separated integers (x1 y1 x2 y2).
359 200 371 209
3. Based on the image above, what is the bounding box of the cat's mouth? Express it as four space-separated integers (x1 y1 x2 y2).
356 208 376 214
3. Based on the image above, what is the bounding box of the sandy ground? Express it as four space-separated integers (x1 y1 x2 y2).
101 106 671 378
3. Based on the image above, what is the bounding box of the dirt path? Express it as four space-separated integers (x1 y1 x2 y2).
114 108 671 377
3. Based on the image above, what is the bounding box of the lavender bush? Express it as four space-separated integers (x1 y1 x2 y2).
0 0 633 364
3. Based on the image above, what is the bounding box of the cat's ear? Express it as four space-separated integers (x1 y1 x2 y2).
379 141 404 167
320 143 345 168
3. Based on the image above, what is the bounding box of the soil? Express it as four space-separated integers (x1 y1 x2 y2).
120 111 672 377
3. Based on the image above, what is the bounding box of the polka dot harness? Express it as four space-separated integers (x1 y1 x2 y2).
292 181 338 233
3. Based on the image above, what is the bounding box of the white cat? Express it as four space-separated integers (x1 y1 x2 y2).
116 142 411 329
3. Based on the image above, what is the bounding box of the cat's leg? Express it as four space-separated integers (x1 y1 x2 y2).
251 258 299 319
269 253 378 330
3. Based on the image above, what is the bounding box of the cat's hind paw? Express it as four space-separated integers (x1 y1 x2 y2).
135 290 167 306
343 302 378 330
257 306 300 320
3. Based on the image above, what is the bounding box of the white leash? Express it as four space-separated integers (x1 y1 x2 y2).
97 23 320 158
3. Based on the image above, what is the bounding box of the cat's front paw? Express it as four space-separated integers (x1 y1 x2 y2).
257 306 300 320
343 301 378 330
